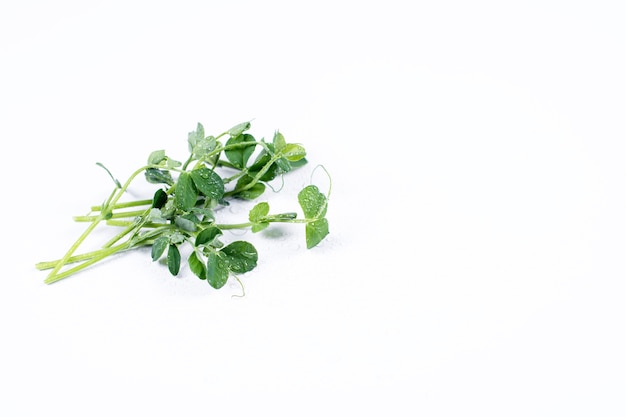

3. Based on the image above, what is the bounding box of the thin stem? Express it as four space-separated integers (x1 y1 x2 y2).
36 241 150 270
41 226 168 282
181 154 194 171
44 241 133 284
45 164 154 283
216 217 314 230
106 220 162 228
90 199 152 212
102 220 140 248
74 209 148 222
222 168 248 185
44 219 102 280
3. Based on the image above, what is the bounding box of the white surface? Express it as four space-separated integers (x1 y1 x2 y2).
1 1 625 416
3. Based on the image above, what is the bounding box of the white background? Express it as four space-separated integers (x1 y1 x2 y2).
1 1 625 416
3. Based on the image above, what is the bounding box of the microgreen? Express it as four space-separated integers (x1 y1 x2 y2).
35 121 331 291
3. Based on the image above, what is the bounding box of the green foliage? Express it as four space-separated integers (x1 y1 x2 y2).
152 189 168 209
189 167 224 200
145 168 174 185
196 226 222 247
221 241 258 274
233 175 266 200
225 133 256 169
174 172 198 211
206 252 229 289
36 121 332 292
151 236 169 261
167 244 181 275
188 251 206 280
298 185 330 249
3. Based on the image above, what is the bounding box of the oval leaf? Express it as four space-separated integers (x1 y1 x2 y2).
281 143 306 162
298 185 327 219
273 131 286 152
148 149 166 165
151 236 169 261
249 202 270 222
190 167 224 200
227 121 251 137
221 241 258 274
225 133 256 169
188 252 206 280
206 252 229 289
145 168 174 185
196 226 223 247
305 218 329 249
175 172 198 211
248 151 282 182
174 215 197 232
167 244 181 275
152 188 168 209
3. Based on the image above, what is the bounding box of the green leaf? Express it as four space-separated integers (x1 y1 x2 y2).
188 123 218 161
174 215 197 232
249 202 270 232
195 226 222 246
248 148 284 182
174 172 198 211
189 167 224 200
187 123 205 151
305 219 328 249
281 143 306 162
225 133 256 169
190 137 216 160
206 251 229 289
188 252 206 280
169 231 185 245
145 168 174 185
151 236 168 261
160 199 176 220
147 208 167 224
152 188 168 209
227 121 251 137
148 150 166 165
181 212 200 224
249 202 270 222
167 244 181 275
305 218 329 249
221 241 258 274
239 183 266 200
190 207 215 223
298 185 327 219
273 131 286 152
275 156 292 174
235 175 266 200
166 158 182 168
289 157 308 168
194 123 205 140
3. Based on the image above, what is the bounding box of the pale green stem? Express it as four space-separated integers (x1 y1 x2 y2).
43 241 132 284
90 199 152 212
45 165 154 284
74 209 148 222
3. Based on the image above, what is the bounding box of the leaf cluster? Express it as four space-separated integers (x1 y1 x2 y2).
36 121 330 290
